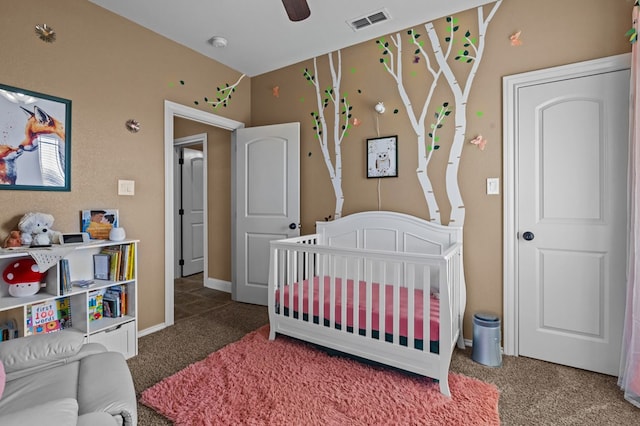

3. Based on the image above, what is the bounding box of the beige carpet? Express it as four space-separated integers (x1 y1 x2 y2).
128 300 640 425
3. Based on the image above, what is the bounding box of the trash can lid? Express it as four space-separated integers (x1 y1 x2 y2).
474 312 500 322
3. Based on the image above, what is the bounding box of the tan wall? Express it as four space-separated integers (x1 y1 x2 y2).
0 0 250 330
174 118 232 281
1 0 632 337
250 0 632 337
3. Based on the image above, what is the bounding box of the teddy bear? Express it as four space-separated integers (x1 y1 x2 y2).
2 230 22 248
18 212 61 246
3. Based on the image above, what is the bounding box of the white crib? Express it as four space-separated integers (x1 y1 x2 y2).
267 211 466 396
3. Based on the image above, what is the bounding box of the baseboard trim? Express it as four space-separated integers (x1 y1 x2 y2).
205 277 231 293
139 322 167 337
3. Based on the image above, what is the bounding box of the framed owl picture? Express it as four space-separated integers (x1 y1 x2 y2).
366 135 398 178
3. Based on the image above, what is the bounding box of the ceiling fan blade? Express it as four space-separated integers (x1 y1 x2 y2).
282 0 311 22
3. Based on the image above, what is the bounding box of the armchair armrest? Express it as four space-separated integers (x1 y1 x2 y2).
78 351 137 426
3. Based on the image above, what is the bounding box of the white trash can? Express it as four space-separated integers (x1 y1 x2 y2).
471 313 502 367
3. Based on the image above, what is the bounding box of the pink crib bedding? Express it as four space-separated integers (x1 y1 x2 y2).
276 276 440 341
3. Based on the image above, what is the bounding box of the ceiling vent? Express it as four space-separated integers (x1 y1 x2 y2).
347 9 390 31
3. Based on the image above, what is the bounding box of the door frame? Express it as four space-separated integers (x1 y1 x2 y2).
502 53 630 356
173 135 207 279
164 100 244 327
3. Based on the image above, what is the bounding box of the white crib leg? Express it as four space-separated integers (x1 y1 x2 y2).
439 376 451 397
457 319 466 349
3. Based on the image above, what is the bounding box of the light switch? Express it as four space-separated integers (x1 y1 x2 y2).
118 179 135 196
486 178 500 195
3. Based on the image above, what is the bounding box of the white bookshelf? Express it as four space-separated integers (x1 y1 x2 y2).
0 240 138 359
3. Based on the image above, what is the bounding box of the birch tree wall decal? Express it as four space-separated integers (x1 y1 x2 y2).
206 74 246 108
376 0 501 225
303 50 352 219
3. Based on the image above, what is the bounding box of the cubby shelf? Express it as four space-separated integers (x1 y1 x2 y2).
0 240 138 359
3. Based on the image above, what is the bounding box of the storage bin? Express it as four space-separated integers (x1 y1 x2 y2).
471 313 502 367
89 320 137 359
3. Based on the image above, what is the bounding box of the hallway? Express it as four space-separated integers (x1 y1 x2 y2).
174 273 234 322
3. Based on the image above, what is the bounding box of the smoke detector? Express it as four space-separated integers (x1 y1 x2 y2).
208 36 228 48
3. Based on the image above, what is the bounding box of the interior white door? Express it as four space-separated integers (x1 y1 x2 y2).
181 147 205 276
232 123 300 305
517 69 629 375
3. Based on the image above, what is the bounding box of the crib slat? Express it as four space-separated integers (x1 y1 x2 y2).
340 257 347 334
378 261 385 342
297 249 303 322
307 248 314 325
287 249 295 319
353 256 360 335
365 262 372 338
319 253 325 326
392 262 400 345
407 264 415 349
278 248 285 318
424 264 430 346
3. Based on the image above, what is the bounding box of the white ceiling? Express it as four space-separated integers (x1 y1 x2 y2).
89 0 494 77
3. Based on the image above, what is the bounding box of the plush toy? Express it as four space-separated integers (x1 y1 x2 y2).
18 212 61 246
2 230 22 248
2 258 46 297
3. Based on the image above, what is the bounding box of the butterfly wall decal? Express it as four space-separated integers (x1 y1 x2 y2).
510 30 522 46
470 135 487 150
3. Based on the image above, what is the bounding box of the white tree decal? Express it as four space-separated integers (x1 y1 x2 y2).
207 74 246 109
377 0 501 225
304 51 352 219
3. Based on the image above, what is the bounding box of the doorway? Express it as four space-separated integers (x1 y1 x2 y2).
163 101 244 327
174 136 206 279
503 53 630 374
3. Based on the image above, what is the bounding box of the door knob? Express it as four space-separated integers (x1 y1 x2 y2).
522 231 535 241
289 223 298 230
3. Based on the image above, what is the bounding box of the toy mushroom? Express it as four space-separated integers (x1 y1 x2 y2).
3 258 46 297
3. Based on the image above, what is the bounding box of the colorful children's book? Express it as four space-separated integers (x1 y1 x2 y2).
57 297 72 330
31 300 61 334
88 290 103 321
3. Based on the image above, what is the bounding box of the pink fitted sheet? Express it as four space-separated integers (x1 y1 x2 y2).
275 276 439 341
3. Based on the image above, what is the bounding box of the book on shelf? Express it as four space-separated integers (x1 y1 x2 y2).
0 319 19 341
102 285 127 318
93 254 110 280
72 280 95 289
88 290 103 321
100 246 121 281
59 258 72 294
27 298 72 335
127 243 135 280
96 243 134 281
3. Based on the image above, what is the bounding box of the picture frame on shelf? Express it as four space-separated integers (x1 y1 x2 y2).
0 83 71 191
81 209 119 240
366 135 398 178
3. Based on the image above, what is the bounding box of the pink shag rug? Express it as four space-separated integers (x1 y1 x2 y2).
141 326 500 425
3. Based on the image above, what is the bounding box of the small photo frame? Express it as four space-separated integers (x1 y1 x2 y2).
81 209 119 240
367 135 398 178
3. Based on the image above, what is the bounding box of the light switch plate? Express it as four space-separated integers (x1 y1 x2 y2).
118 179 135 196
487 178 500 195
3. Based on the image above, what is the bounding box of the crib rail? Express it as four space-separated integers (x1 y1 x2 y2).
268 235 462 355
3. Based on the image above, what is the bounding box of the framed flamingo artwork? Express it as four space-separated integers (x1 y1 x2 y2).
0 83 71 191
